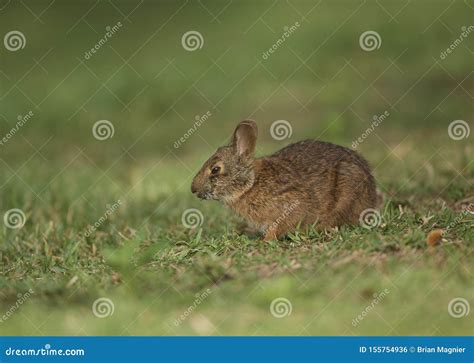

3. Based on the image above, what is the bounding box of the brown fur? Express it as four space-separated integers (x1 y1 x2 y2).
191 120 377 241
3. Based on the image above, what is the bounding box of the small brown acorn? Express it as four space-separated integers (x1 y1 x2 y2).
426 229 444 246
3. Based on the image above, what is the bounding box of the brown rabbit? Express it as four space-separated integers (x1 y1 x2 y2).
191 120 377 241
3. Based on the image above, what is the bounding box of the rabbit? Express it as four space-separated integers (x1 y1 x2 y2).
191 120 377 241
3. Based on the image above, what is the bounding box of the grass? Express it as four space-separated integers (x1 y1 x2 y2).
1 136 473 335
0 0 473 336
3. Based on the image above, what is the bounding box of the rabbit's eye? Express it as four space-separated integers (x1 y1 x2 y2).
211 166 221 175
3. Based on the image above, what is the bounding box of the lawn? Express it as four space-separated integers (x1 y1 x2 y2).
0 0 473 336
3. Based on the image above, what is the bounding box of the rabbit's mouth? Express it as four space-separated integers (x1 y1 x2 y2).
196 191 216 200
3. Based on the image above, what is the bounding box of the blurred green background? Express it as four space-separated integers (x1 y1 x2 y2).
1 0 472 162
0 0 472 336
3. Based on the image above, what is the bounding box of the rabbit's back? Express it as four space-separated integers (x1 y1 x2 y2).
257 139 377 228
271 140 372 175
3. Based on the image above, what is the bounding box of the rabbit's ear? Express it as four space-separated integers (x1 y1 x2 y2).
232 120 258 157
